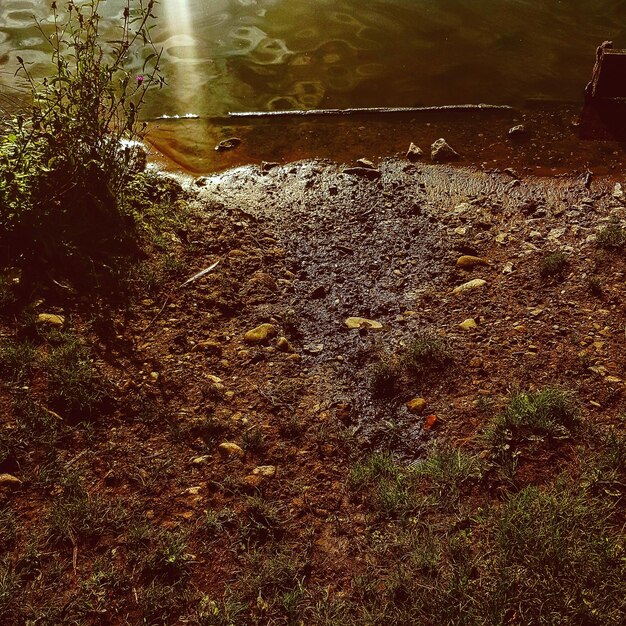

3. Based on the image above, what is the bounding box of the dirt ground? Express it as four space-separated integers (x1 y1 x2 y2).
1 154 626 623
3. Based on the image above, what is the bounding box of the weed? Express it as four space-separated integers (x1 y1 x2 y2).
13 394 62 449
279 414 306 439
414 445 483 504
241 496 284 544
203 508 237 542
66 559 129 622
0 0 163 270
46 472 125 545
242 426 265 453
368 357 402 398
0 275 17 312
45 334 105 416
139 582 184 624
240 547 306 608
0 507 16 551
587 274 603 296
0 560 18 623
0 339 34 382
403 332 452 376
597 220 626 250
539 251 569 279
190 592 247 626
192 414 229 444
141 529 191 584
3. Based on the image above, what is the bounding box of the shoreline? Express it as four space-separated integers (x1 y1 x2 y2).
144 101 626 179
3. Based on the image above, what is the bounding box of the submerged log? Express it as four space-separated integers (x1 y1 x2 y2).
229 104 513 119
580 41 626 140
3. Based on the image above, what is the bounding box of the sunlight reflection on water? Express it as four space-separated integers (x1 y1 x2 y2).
1 0 625 117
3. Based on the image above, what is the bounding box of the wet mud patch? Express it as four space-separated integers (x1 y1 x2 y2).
197 158 621 457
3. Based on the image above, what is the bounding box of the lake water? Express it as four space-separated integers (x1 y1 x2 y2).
1 0 625 119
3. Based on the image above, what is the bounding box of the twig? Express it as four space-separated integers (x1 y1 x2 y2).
142 296 169 333
179 260 220 288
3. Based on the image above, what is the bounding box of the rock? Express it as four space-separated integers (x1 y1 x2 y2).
406 143 424 161
424 414 438 431
456 255 489 269
508 124 529 138
191 455 211 465
613 183 624 200
3 267 21 286
406 397 427 415
459 318 478 331
244 323 277 344
355 158 376 169
218 442 245 459
0 473 22 488
252 465 276 478
37 313 65 326
453 279 487 294
431 138 460 162
194 340 223 356
309 285 327 299
303 343 324 354
242 475 263 488
276 337 294 352
261 161 279 173
215 137 241 151
344 317 383 330
342 167 381 180
502 262 514 274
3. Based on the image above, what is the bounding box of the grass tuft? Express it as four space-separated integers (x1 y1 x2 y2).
485 388 579 473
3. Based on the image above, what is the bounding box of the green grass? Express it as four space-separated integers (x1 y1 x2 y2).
414 445 483 505
45 334 105 416
484 388 578 473
240 496 284 544
46 472 126 546
0 339 34 382
349 452 420 519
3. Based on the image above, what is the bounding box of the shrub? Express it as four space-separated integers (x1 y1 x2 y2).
0 0 162 269
596 220 626 250
539 251 569 279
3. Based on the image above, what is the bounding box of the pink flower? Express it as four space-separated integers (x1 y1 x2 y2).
136 75 145 85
